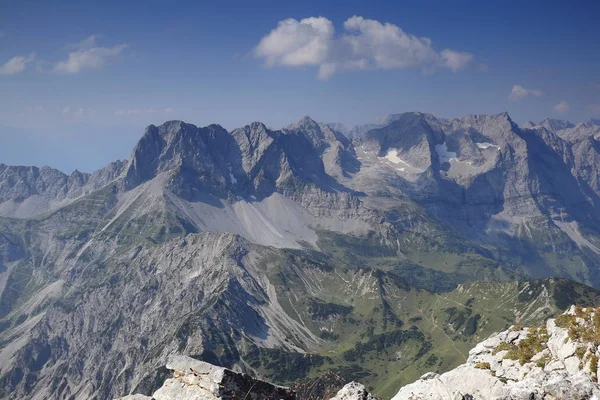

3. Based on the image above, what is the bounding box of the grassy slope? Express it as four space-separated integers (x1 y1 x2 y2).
244 234 600 398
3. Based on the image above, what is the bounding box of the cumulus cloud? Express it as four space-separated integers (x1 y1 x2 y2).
54 36 127 74
554 101 570 114
0 53 35 75
254 16 473 79
438 49 474 72
509 85 543 101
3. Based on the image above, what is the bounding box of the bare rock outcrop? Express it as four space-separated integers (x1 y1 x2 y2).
393 306 600 400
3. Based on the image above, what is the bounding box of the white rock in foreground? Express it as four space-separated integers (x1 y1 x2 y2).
114 355 294 400
331 382 378 400
115 356 378 400
393 306 600 400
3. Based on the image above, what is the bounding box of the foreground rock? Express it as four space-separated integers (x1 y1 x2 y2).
115 355 295 400
115 355 376 400
330 382 378 400
393 306 600 400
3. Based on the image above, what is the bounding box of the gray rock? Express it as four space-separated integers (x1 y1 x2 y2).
3 110 600 400
330 382 378 400
115 356 293 400
393 309 600 400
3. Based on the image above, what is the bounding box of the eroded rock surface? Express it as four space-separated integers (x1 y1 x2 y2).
393 306 600 400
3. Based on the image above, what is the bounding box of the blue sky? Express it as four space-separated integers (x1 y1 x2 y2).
1 0 599 173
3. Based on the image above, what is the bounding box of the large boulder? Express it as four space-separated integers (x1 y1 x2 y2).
114 355 294 400
330 382 378 400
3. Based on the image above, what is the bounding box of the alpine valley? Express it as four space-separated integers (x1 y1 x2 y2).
2 112 600 399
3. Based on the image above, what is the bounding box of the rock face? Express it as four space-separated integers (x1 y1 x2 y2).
114 355 295 400
330 382 378 400
115 356 377 400
392 306 600 400
0 160 125 218
3 114 600 399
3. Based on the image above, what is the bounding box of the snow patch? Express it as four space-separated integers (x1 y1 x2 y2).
476 142 500 150
229 166 237 185
434 142 457 164
382 149 414 169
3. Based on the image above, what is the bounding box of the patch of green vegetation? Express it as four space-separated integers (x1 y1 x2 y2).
475 362 491 369
424 354 439 368
343 329 427 362
331 364 370 383
495 327 549 365
492 342 517 356
590 354 599 382
245 347 330 383
307 299 353 321
556 307 600 345
536 354 551 368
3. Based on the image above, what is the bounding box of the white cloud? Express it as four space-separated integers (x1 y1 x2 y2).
509 85 543 101
164 107 174 113
53 36 128 74
588 104 600 116
62 106 71 115
256 17 334 68
254 16 473 79
439 50 473 72
0 53 35 75
554 101 570 114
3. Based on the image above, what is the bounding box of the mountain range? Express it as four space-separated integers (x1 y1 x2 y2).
1 112 600 399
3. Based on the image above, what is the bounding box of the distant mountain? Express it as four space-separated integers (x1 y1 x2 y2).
3 112 600 399
538 118 575 132
327 113 409 139
522 120 536 129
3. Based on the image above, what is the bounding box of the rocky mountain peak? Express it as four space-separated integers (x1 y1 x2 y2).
285 115 330 149
289 115 319 128
539 118 575 132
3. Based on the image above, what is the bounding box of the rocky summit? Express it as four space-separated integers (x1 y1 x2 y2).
2 113 600 399
114 355 378 400
393 306 600 399
114 355 296 400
